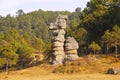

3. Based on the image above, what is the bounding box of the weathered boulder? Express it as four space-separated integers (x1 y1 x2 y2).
107 68 118 74
64 37 79 62
65 37 79 50
52 35 65 42
56 15 68 29
49 15 68 30
64 54 79 61
65 50 77 54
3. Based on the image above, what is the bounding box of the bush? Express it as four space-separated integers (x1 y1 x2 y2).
53 65 65 73
53 61 83 74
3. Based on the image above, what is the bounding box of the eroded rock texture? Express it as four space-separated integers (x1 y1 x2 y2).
64 37 79 61
49 15 68 65
49 15 79 65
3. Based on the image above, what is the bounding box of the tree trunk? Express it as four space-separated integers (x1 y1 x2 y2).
115 44 118 59
93 51 96 55
6 59 9 75
106 44 109 54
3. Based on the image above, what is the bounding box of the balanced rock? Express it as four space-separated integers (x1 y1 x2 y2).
64 37 79 62
65 37 79 50
49 15 68 30
56 15 68 29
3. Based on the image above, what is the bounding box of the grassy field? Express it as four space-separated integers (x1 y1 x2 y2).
1 65 120 80
0 67 120 80
1 54 120 80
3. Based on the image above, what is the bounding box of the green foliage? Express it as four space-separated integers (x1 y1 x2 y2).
53 64 80 74
31 35 45 52
53 65 65 73
0 45 18 75
16 9 24 16
16 45 34 67
75 7 81 13
101 25 120 58
79 0 120 42
0 58 6 67
89 41 101 54
1 48 18 65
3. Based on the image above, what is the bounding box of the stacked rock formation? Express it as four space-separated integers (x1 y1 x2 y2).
49 15 68 65
64 37 79 61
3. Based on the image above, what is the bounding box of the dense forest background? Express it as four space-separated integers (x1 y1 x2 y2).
0 0 120 69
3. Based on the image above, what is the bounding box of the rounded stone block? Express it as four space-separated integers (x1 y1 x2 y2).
52 42 64 47
53 51 64 56
65 50 77 54
52 47 64 51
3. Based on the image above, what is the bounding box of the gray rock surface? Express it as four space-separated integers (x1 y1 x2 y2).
56 15 68 29
49 23 57 30
49 15 67 65
53 29 66 35
64 54 79 61
52 51 64 56
52 34 65 42
65 37 79 50
52 47 64 51
52 42 64 47
65 50 78 54
49 15 79 65
64 37 79 61
49 15 68 30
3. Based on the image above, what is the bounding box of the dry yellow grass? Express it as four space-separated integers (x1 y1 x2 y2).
0 64 120 80
1 71 120 80
1 54 120 80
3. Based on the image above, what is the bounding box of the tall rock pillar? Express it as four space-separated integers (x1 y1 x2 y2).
49 15 68 65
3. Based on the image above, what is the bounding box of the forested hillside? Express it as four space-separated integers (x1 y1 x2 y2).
0 9 80 69
69 0 120 55
0 0 120 72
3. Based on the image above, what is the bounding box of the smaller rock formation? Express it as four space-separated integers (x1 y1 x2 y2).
107 68 118 74
64 37 79 61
